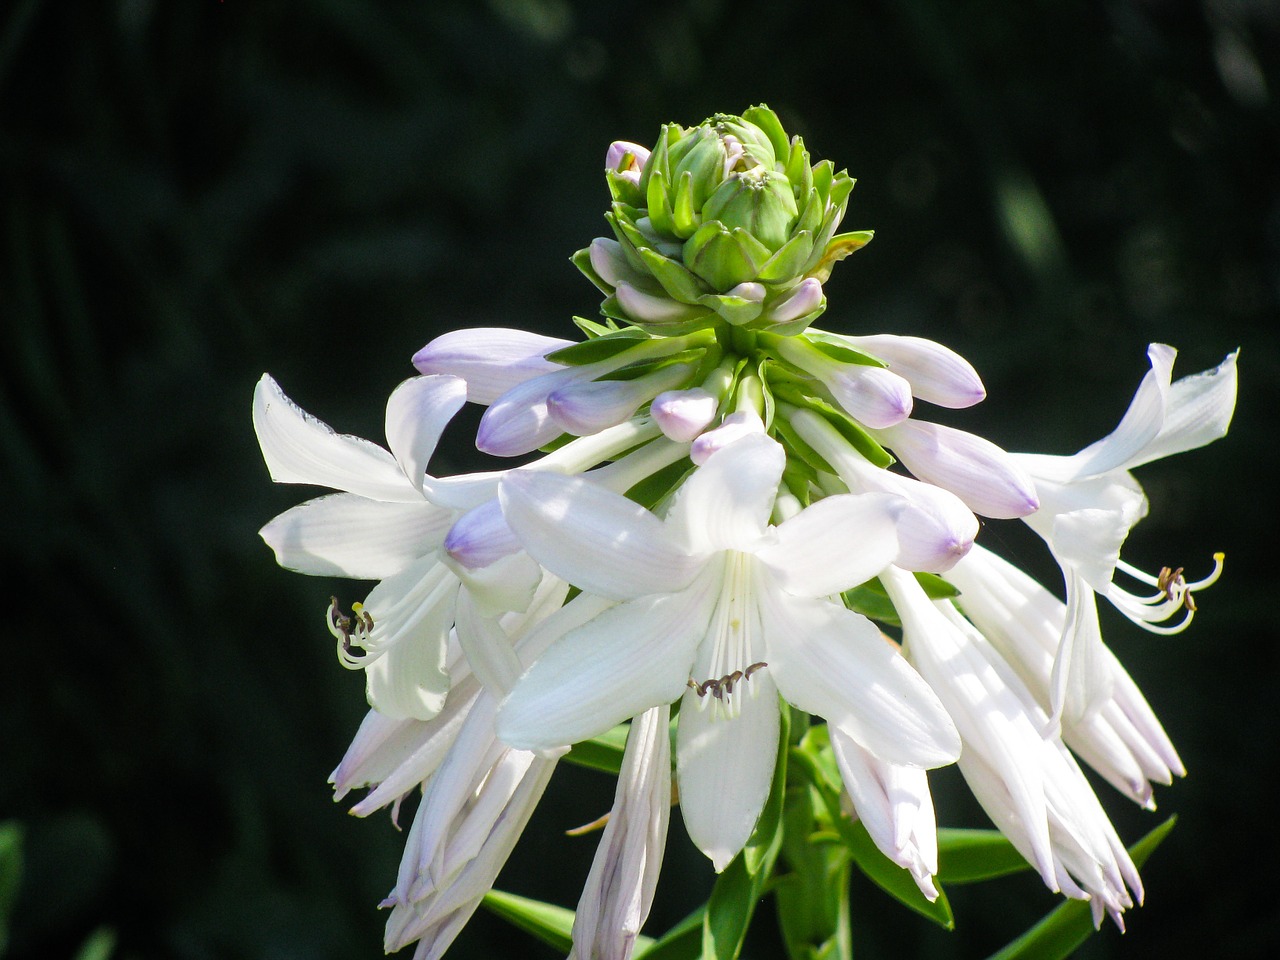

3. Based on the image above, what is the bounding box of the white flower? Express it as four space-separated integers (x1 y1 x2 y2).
948 545 1184 809
830 726 940 901
496 433 960 871
1013 344 1237 725
569 703 671 960
881 567 1142 928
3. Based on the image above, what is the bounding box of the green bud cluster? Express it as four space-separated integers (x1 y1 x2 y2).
573 105 872 337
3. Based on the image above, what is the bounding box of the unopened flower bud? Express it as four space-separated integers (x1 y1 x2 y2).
652 388 720 442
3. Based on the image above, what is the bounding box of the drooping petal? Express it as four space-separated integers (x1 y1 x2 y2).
385 375 468 494
676 673 780 872
756 492 903 598
412 328 572 405
363 591 455 721
260 494 452 580
761 587 961 768
667 433 785 553
253 374 420 501
570 703 671 960
500 470 700 600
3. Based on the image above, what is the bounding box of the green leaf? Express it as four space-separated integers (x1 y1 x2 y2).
563 722 631 775
571 246 615 296
634 905 707 960
742 104 790 162
0 821 24 955
482 889 579 954
572 314 621 339
984 815 1178 960
916 571 960 600
768 384 894 470
936 829 1031 884
702 702 791 959
775 782 853 960
627 458 695 513
639 246 708 304
842 578 901 626
757 230 814 284
807 337 884 368
544 329 651 366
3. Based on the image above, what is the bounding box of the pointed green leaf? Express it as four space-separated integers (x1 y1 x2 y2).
482 889 580 954
572 315 621 339
807 336 884 368
795 188 825 235
545 329 651 366
699 292 765 327
639 246 708 304
730 227 773 274
936 829 1032 884
627 458 695 512
672 170 700 239
806 230 873 283
648 168 676 236
684 223 757 291
842 578 901 626
743 105 790 162
757 230 814 284
916 572 961 600
985 816 1177 960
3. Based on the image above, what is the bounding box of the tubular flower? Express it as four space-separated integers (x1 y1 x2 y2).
496 433 961 871
255 105 1237 957
1012 344 1237 725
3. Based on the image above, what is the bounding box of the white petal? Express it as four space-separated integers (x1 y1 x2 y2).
454 550 543 619
260 494 452 579
1048 570 1115 727
453 591 526 696
364 598 454 721
500 471 698 600
571 703 671 960
253 374 420 501
689 409 766 466
841 334 986 408
385 375 468 494
1128 349 1238 468
761 589 960 767
676 673 779 872
877 419 1039 519
411 327 571 405
757 492 902 597
497 587 714 750
668 433 784 553
1052 344 1176 480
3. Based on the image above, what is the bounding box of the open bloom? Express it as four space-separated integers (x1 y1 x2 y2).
1013 344 1237 724
496 433 960 870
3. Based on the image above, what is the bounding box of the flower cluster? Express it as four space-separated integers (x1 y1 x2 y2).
255 106 1237 958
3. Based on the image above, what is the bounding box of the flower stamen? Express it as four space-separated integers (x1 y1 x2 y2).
328 596 374 667
687 662 768 701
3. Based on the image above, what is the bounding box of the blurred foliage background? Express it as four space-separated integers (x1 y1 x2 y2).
1 0 1276 958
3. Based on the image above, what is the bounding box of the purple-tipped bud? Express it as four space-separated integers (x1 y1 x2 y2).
652 388 719 442
413 328 571 405
690 409 765 465
444 499 521 569
769 278 825 325
606 140 650 184
477 367 584 456
548 362 695 437
845 334 986 409
827 365 914 429
615 281 711 327
877 420 1040 519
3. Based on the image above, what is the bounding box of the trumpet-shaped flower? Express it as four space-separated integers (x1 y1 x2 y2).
1013 344 1237 724
881 567 1142 928
496 433 961 870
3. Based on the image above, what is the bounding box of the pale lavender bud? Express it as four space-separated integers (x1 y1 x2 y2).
615 281 711 326
724 281 766 304
652 388 719 441
843 334 986 408
477 365 596 456
876 420 1040 519
606 140 650 184
690 409 765 465
588 237 638 288
548 362 695 437
413 328 571 405
768 278 825 325
444 499 521 570
826 365 914 429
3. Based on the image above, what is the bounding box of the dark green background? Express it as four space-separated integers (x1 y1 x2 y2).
2 1 1276 958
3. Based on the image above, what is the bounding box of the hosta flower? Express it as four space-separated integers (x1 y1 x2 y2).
881 567 1143 928
948 545 1184 810
576 105 869 334
496 433 961 870
1012 344 1237 724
